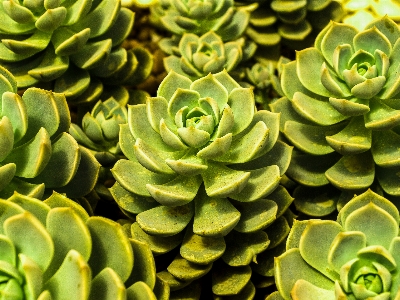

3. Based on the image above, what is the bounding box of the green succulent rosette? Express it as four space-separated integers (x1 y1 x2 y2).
0 0 153 103
160 31 257 81
0 66 99 199
242 56 289 110
149 0 250 42
110 70 293 295
270 16 400 215
0 191 161 300
267 189 400 300
69 96 127 166
341 0 400 31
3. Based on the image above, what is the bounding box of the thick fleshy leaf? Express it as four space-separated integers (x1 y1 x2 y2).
227 88 254 135
20 254 44 299
351 76 386 100
109 182 158 215
365 100 400 130
146 175 202 206
193 190 240 237
158 71 192 101
212 263 251 296
214 121 269 163
190 73 229 111
4 212 54 271
126 281 157 300
329 97 370 116
233 199 278 233
377 165 400 196
296 48 343 98
229 166 281 202
87 217 133 282
293 185 340 217
328 231 366 273
326 116 372 155
45 207 92 278
28 133 80 188
299 220 342 280
112 159 174 197
89 268 126 300
283 121 340 155
180 228 226 264
291 279 335 300
320 22 357 67
1 92 27 143
275 248 335 300
127 238 156 289
44 250 91 299
325 152 375 190
130 222 183 255
371 130 400 167
156 270 191 292
167 254 212 281
202 163 250 198
291 92 346 126
196 133 232 160
137 202 194 236
0 116 14 162
222 230 270 266
353 26 392 55
344 202 399 249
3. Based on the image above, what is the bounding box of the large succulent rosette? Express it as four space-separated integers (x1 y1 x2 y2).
267 189 400 300
149 0 250 42
0 192 162 300
270 16 400 215
111 70 294 297
0 0 153 103
0 66 99 199
160 31 257 81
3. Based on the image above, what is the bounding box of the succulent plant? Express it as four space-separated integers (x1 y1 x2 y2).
149 0 250 42
267 189 400 300
159 31 257 81
242 56 289 109
243 0 344 49
0 191 161 299
110 70 293 296
270 16 400 215
69 96 127 166
340 0 400 31
0 0 153 104
0 65 99 199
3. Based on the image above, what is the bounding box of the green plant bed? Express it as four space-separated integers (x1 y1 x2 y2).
2 1 400 299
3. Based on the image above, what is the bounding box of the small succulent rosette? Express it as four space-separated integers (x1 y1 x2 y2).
0 66 99 199
69 96 128 166
244 0 344 49
268 189 400 300
0 0 153 104
110 70 294 296
270 16 400 215
0 192 161 300
341 0 400 31
149 0 250 42
159 31 257 81
242 56 289 110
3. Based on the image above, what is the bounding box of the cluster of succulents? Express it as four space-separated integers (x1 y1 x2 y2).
0 0 153 104
2 0 400 299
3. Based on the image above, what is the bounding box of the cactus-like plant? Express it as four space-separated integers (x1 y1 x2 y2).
340 0 400 30
110 69 293 297
160 31 257 81
270 16 400 215
0 65 99 199
0 0 153 103
267 189 400 300
149 0 250 42
0 191 161 299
